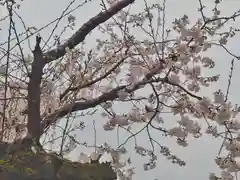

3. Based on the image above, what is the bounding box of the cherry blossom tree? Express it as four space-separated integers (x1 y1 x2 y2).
0 0 240 179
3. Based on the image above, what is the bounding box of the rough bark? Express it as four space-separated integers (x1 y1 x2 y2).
27 36 45 139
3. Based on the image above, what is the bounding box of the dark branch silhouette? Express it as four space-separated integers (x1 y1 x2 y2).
43 0 135 62
27 35 45 138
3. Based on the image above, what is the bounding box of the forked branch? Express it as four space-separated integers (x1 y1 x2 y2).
27 0 135 139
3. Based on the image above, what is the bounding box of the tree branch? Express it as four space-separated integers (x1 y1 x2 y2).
41 74 202 135
26 0 135 140
60 47 129 100
43 0 135 63
27 35 45 138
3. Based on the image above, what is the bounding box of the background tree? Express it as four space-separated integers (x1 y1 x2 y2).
0 0 240 179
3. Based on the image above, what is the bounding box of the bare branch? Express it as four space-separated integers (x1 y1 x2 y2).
43 0 135 63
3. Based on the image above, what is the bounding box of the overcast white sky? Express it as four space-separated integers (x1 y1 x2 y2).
1 0 240 180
